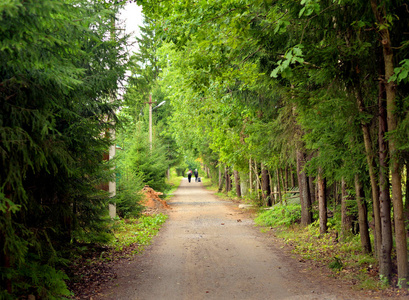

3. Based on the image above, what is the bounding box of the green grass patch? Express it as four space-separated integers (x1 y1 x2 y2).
255 203 302 227
164 175 182 199
255 204 386 291
67 213 168 298
201 177 218 191
112 214 168 254
268 222 383 290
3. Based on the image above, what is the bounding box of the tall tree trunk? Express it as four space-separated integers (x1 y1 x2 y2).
405 162 409 231
378 79 393 281
341 179 353 239
297 150 312 225
284 166 289 192
355 174 372 254
218 164 224 192
371 0 408 284
225 166 231 192
218 164 222 188
268 170 276 205
277 169 282 204
249 158 253 194
261 163 271 206
318 170 327 235
354 79 381 258
255 160 260 201
234 169 241 198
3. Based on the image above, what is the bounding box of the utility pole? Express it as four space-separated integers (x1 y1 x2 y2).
148 94 155 150
146 96 165 151
108 131 116 219
108 15 116 219
149 94 153 150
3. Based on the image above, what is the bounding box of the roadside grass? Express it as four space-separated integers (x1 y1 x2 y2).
110 170 178 255
112 169 178 254
163 173 183 200
111 214 168 255
110 171 176 256
67 213 168 297
201 176 217 191
255 203 388 291
77 213 169 262
276 225 383 289
69 173 178 297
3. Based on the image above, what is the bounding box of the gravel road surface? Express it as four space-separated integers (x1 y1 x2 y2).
98 178 372 300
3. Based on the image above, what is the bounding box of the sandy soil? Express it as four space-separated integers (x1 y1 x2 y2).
96 178 389 300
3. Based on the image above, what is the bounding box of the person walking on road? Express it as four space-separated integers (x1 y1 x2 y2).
187 169 192 183
194 169 199 182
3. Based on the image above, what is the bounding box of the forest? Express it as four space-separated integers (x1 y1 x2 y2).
1 0 409 298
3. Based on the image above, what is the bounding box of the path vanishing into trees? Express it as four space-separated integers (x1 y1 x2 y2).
98 179 372 300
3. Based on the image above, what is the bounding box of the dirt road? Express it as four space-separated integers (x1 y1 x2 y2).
98 178 370 300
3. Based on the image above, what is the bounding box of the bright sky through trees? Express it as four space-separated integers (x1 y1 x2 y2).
120 2 144 53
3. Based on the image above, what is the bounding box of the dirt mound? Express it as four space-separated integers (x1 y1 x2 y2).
140 185 171 212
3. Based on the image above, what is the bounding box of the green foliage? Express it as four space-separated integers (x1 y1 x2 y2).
255 203 302 227
184 157 201 174
112 214 168 253
115 172 145 218
397 278 409 289
116 120 171 192
329 256 344 271
18 261 73 300
65 212 169 297
119 14 181 194
1 260 73 300
391 59 409 84
272 222 381 288
0 0 129 297
271 45 305 79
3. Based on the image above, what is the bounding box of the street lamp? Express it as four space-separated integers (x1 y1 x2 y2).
153 101 166 109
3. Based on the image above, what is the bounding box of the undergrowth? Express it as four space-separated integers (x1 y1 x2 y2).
255 203 301 227
163 174 183 199
255 204 386 291
112 214 168 254
67 213 168 298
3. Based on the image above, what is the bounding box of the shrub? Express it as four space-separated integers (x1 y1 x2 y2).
115 173 145 218
255 203 302 227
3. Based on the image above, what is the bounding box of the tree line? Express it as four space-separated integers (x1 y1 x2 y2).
0 1 130 298
134 0 409 287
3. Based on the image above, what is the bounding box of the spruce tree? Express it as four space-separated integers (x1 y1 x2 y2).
0 0 129 298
